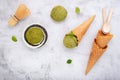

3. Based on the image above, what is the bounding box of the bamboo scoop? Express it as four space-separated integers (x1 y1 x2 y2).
102 8 113 34
8 4 31 26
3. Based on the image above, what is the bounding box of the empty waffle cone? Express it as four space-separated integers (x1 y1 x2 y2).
96 30 113 48
85 30 113 75
72 15 96 43
8 4 31 26
85 39 107 75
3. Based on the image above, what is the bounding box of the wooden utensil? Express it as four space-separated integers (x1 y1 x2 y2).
102 8 113 34
8 4 31 26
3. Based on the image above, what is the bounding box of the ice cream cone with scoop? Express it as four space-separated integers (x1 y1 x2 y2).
63 15 96 48
85 8 113 75
8 4 31 26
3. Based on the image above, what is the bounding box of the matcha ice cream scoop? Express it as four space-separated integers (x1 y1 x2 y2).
63 15 96 48
63 32 78 48
25 27 44 45
51 5 67 22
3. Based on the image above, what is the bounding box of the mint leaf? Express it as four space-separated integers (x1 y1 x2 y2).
75 7 80 14
67 59 72 64
68 31 74 36
12 36 17 42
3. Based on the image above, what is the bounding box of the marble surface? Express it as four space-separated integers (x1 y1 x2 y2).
0 0 120 80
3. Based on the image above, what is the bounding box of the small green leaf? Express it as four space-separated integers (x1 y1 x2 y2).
68 31 74 36
67 59 72 64
75 7 80 14
12 36 17 42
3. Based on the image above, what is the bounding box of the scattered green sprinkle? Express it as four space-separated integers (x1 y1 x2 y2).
75 7 80 14
12 36 17 42
67 59 72 64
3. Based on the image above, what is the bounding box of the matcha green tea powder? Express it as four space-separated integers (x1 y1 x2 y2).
50 5 67 22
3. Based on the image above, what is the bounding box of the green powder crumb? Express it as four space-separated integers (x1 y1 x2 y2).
75 7 80 14
12 36 17 42
67 59 72 64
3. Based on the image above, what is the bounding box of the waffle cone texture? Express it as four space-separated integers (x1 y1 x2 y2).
85 30 113 75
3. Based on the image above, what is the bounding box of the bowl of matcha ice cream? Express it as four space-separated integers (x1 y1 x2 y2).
23 24 48 48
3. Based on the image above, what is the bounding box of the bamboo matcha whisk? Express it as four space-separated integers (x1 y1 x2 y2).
8 4 31 26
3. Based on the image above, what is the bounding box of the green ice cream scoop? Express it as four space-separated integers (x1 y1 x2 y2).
25 27 44 45
63 32 78 48
50 5 67 22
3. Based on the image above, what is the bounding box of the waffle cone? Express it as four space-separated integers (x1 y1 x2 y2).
72 15 96 43
85 39 107 75
96 30 113 48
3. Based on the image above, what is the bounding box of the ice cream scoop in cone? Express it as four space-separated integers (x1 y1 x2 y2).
63 15 96 48
85 8 113 75
8 4 31 26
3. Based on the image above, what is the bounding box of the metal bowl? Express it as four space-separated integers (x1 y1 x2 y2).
23 24 48 48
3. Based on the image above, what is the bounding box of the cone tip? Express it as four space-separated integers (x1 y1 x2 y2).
85 69 89 75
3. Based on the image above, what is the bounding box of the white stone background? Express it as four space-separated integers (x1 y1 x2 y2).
0 0 120 80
